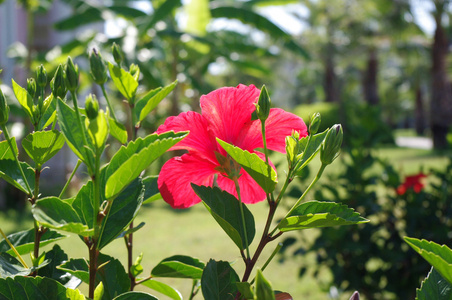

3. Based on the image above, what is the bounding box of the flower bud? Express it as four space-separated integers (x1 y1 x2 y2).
89 48 108 85
65 56 79 92
36 65 47 88
85 94 99 120
129 63 140 82
255 85 271 122
51 65 67 98
309 112 321 135
0 88 10 125
112 43 123 65
27 78 37 98
286 131 300 168
320 124 343 165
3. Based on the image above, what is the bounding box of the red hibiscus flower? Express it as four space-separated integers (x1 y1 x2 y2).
156 84 308 209
396 173 427 195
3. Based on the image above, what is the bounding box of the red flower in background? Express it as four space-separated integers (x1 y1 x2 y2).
396 173 427 195
156 84 308 209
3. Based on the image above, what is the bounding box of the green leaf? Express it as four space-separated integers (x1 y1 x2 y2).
151 255 205 279
0 252 50 278
140 279 182 300
236 282 254 299
54 5 103 31
186 0 210 36
37 94 57 130
86 110 108 151
201 259 239 300
108 5 147 19
0 228 66 256
0 138 35 194
278 201 369 232
192 184 255 250
217 139 277 193
72 180 95 229
134 80 177 124
94 282 104 300
37 244 82 289
0 276 85 299
11 79 34 122
22 130 65 166
255 269 275 300
117 222 145 239
294 130 328 175
416 268 452 300
105 131 188 199
108 117 128 144
97 178 144 250
142 175 161 203
112 292 158 300
210 6 308 58
139 0 182 34
58 258 90 284
57 98 94 169
108 62 138 101
405 237 452 285
130 253 143 278
32 197 93 236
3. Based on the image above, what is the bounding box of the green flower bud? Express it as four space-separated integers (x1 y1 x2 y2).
85 94 99 120
36 65 47 88
0 88 10 125
129 63 140 82
65 56 79 92
309 112 321 135
320 124 343 165
112 43 123 65
89 48 108 85
51 65 67 98
255 85 271 122
285 132 300 169
27 78 37 98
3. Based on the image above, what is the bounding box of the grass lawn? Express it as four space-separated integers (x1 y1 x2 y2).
1 141 451 299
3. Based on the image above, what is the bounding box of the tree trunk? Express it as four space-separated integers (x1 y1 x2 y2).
431 10 452 149
324 54 337 102
363 47 379 106
415 85 426 135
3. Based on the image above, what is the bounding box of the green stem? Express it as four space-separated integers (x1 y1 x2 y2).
93 151 101 240
101 84 117 121
260 121 274 203
275 175 292 205
233 176 250 260
59 160 82 198
0 227 29 269
0 125 33 196
250 242 283 285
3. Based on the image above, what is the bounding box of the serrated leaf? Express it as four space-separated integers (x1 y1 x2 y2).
11 79 34 122
416 267 452 300
0 138 35 194
22 130 65 167
255 269 275 300
0 228 66 256
405 237 452 285
98 178 144 250
139 279 182 300
192 184 255 250
0 252 50 278
151 255 204 279
134 80 177 124
201 259 239 300
57 98 94 170
294 130 328 175
58 259 90 283
142 175 161 204
217 139 277 193
105 131 187 199
32 197 93 237
108 117 128 144
72 180 95 229
108 62 138 101
278 201 369 232
112 292 158 300
0 276 85 299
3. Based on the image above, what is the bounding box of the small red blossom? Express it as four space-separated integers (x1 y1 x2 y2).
396 173 427 195
156 84 308 209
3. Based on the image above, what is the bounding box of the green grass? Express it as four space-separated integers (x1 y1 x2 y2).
1 143 451 299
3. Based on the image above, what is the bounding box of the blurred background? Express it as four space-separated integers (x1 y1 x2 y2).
1 0 452 299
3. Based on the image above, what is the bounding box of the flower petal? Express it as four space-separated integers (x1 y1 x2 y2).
200 84 260 144
216 170 267 204
236 108 308 153
156 111 217 161
158 153 217 209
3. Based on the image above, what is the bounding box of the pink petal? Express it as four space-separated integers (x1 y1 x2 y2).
158 154 217 209
216 169 267 204
156 111 217 162
236 108 308 153
200 84 260 144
